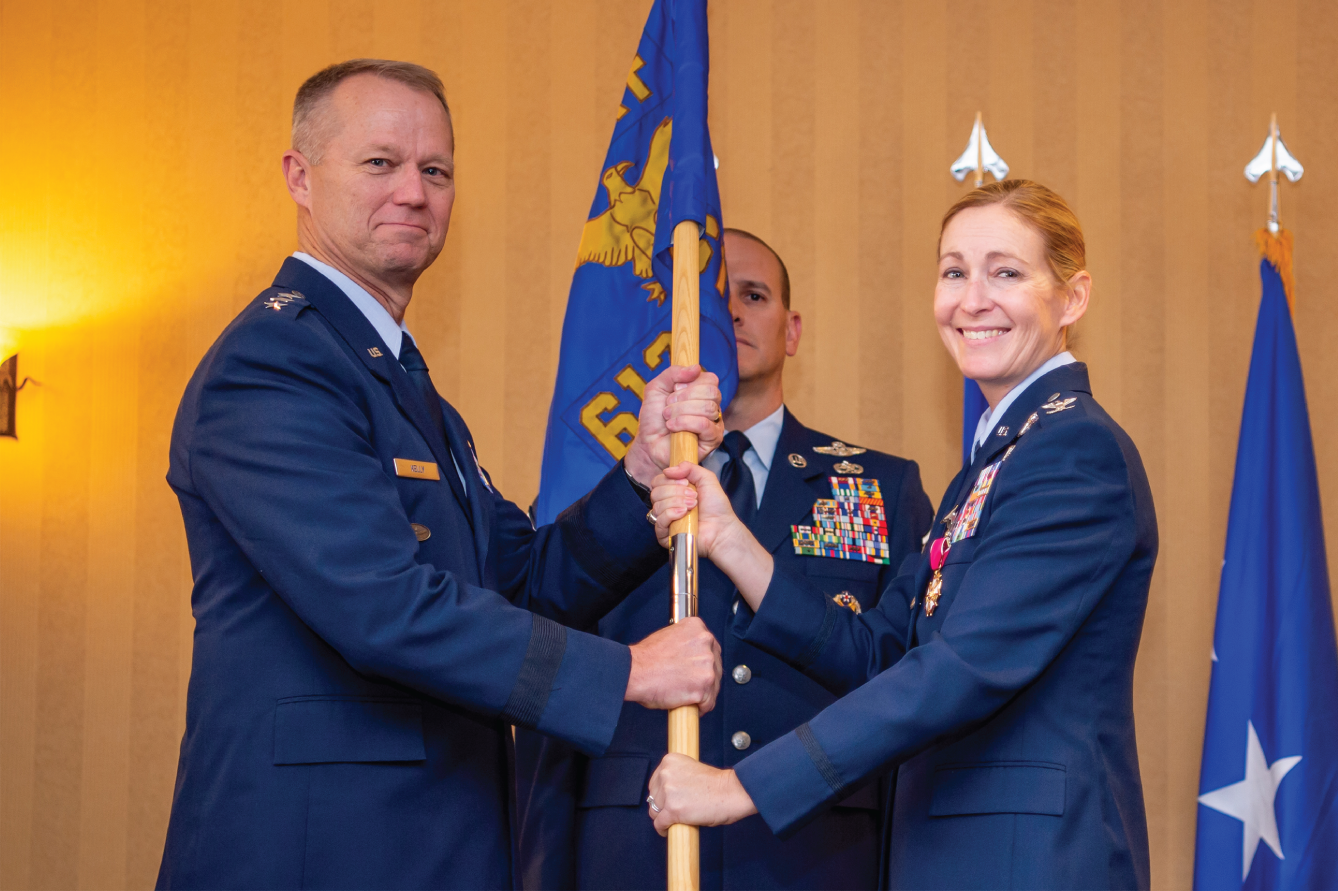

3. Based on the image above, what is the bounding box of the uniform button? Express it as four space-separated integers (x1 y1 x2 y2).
731 731 752 750
732 664 752 684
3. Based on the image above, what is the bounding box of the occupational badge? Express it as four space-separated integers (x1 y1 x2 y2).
813 441 867 457
832 591 862 614
788 453 808 468
833 460 864 475
1041 397 1077 415
791 477 890 564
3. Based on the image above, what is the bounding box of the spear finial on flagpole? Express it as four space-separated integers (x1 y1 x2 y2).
951 111 1009 188
1245 114 1304 308
1244 112 1303 235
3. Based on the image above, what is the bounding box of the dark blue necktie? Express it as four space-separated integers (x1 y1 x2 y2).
719 431 757 527
399 333 469 509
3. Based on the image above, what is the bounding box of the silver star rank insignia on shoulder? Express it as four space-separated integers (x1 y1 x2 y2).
1040 397 1077 415
264 290 305 311
813 441 867 457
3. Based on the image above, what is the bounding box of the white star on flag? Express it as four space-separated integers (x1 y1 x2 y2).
1198 720 1302 880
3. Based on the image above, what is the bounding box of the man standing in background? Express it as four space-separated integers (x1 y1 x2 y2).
158 59 725 890
515 229 934 890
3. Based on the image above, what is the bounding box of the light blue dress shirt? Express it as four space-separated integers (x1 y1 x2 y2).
970 351 1076 463
293 251 466 489
703 403 784 508
293 252 411 357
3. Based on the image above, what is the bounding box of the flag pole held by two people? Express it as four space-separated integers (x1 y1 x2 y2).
667 218 703 891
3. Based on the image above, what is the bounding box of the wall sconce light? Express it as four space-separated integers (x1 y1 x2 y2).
1 354 39 439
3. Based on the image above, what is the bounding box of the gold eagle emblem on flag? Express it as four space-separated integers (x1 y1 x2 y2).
574 117 721 305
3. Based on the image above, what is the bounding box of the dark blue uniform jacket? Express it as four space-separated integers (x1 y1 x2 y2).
731 364 1157 890
157 258 662 890
514 409 933 890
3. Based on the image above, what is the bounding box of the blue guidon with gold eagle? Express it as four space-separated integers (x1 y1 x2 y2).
534 0 735 525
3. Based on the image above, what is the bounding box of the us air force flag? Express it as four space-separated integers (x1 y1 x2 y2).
1194 239 1338 890
534 0 734 524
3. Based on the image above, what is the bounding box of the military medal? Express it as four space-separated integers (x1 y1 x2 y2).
924 534 949 615
918 400 1049 617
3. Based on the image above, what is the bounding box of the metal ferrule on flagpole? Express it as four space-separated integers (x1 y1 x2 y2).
670 533 697 624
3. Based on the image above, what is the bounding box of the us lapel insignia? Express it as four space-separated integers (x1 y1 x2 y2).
791 476 890 565
832 460 864 475
813 441 867 457
832 591 862 614
1041 397 1077 415
367 347 384 357
788 453 807 468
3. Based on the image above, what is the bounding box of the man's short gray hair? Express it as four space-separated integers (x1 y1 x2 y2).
292 59 451 163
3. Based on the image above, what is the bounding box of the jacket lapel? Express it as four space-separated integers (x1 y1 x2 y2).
272 258 471 521
908 362 1095 645
751 409 829 554
969 363 1094 470
439 400 492 577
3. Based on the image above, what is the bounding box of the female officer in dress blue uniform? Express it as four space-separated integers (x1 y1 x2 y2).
642 180 1158 890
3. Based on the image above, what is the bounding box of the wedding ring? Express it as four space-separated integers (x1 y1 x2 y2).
711 405 722 422
646 794 662 814
647 510 658 525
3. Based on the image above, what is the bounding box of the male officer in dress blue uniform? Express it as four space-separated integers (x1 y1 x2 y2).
156 60 724 891
514 230 934 890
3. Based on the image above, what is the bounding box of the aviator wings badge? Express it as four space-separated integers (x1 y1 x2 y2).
813 441 867 457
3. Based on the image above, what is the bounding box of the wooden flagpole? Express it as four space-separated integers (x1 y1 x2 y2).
666 218 702 891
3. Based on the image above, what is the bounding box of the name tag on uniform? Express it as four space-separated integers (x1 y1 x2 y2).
394 458 440 481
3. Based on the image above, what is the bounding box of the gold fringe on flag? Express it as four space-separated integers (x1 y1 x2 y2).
1255 228 1295 312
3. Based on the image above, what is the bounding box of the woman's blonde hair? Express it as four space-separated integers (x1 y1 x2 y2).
940 179 1087 348
939 179 1086 286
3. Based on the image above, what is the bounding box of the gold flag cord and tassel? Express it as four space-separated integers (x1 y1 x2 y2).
1255 228 1295 312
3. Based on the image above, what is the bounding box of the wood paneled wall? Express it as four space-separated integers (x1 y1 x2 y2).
2 1 1336 888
